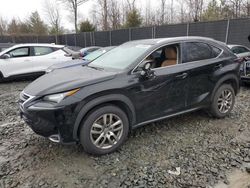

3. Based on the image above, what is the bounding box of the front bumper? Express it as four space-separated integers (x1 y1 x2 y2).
20 101 78 144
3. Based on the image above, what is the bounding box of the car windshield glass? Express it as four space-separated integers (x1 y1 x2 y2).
83 49 107 62
90 44 151 70
63 47 74 54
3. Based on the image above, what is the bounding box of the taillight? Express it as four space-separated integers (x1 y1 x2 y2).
235 57 245 64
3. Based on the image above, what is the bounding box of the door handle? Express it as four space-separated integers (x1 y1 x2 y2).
176 72 188 79
24 59 31 62
214 64 222 70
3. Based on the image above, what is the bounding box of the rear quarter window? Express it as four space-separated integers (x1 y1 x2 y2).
232 46 250 54
34 47 54 56
182 42 222 63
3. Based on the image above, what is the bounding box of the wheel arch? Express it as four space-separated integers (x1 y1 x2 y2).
72 94 136 140
211 74 239 101
0 71 4 82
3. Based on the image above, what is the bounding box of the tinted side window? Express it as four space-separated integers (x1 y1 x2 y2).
232 46 250 54
182 42 220 63
8 47 29 58
211 46 222 57
34 47 54 56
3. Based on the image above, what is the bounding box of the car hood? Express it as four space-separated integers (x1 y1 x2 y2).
48 59 89 71
24 66 118 96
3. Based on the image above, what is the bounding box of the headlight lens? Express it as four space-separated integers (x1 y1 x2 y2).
46 69 53 73
43 88 80 103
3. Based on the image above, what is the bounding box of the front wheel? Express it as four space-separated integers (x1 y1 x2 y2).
79 105 129 155
210 84 235 118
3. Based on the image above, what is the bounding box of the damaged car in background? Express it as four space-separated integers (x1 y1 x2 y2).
228 44 250 84
19 37 241 155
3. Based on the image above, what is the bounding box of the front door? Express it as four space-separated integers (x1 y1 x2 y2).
127 44 189 123
0 47 33 77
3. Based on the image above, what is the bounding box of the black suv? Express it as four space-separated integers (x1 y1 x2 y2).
20 37 241 155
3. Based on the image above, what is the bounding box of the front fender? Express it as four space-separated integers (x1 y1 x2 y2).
72 94 136 140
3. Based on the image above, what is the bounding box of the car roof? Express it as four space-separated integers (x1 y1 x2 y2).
227 44 249 49
11 43 65 48
124 36 222 45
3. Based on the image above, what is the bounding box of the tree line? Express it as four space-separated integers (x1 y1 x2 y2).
0 0 249 37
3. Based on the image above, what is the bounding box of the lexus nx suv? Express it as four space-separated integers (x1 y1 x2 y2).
19 37 241 155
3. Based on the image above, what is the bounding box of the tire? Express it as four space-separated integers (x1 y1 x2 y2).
0 71 4 82
210 84 235 118
79 105 129 155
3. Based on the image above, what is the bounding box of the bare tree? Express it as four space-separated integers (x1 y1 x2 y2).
96 0 109 30
43 0 62 41
170 0 174 23
0 16 7 36
59 0 89 33
186 0 204 22
109 0 121 29
126 0 136 11
160 0 167 24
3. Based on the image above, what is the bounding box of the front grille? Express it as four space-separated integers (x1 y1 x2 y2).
19 92 30 105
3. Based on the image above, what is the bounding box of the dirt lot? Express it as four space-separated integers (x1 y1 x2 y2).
0 81 249 188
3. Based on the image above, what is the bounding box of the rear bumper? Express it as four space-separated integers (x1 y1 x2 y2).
241 76 250 83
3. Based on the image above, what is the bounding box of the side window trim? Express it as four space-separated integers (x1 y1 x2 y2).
131 42 182 73
33 46 54 56
7 47 30 58
181 41 223 64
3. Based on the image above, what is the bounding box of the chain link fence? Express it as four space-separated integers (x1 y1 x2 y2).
0 18 249 47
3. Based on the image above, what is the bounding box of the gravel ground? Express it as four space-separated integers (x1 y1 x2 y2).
0 81 249 188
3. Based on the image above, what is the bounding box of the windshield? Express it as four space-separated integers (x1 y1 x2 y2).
83 49 108 62
89 43 152 70
63 47 75 55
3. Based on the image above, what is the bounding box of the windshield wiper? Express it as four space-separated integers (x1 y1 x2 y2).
86 65 104 70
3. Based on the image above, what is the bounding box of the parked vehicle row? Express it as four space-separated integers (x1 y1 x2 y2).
228 44 250 83
0 44 74 80
46 46 115 73
19 37 241 155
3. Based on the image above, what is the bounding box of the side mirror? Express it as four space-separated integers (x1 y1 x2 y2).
138 60 155 79
2 54 10 59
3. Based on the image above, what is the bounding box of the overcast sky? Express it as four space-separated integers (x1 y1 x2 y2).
0 0 161 31
0 0 95 31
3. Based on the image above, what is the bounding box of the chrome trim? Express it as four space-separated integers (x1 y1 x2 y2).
28 105 63 111
131 41 224 74
49 134 61 143
20 92 35 109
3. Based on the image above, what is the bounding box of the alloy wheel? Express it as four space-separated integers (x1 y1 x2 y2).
90 113 124 149
217 89 233 114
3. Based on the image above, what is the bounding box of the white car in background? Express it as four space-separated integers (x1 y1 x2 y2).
0 43 74 81
228 44 250 58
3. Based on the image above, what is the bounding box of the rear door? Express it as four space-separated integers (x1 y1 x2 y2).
181 42 224 108
31 46 70 73
0 46 33 77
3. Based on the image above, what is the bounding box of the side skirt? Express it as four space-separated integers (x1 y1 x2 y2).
132 107 203 129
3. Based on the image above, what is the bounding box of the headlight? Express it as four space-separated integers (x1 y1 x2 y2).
43 88 80 103
46 69 53 73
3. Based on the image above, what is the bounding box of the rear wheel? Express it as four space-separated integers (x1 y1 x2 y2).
79 105 129 155
0 71 4 82
210 84 235 118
